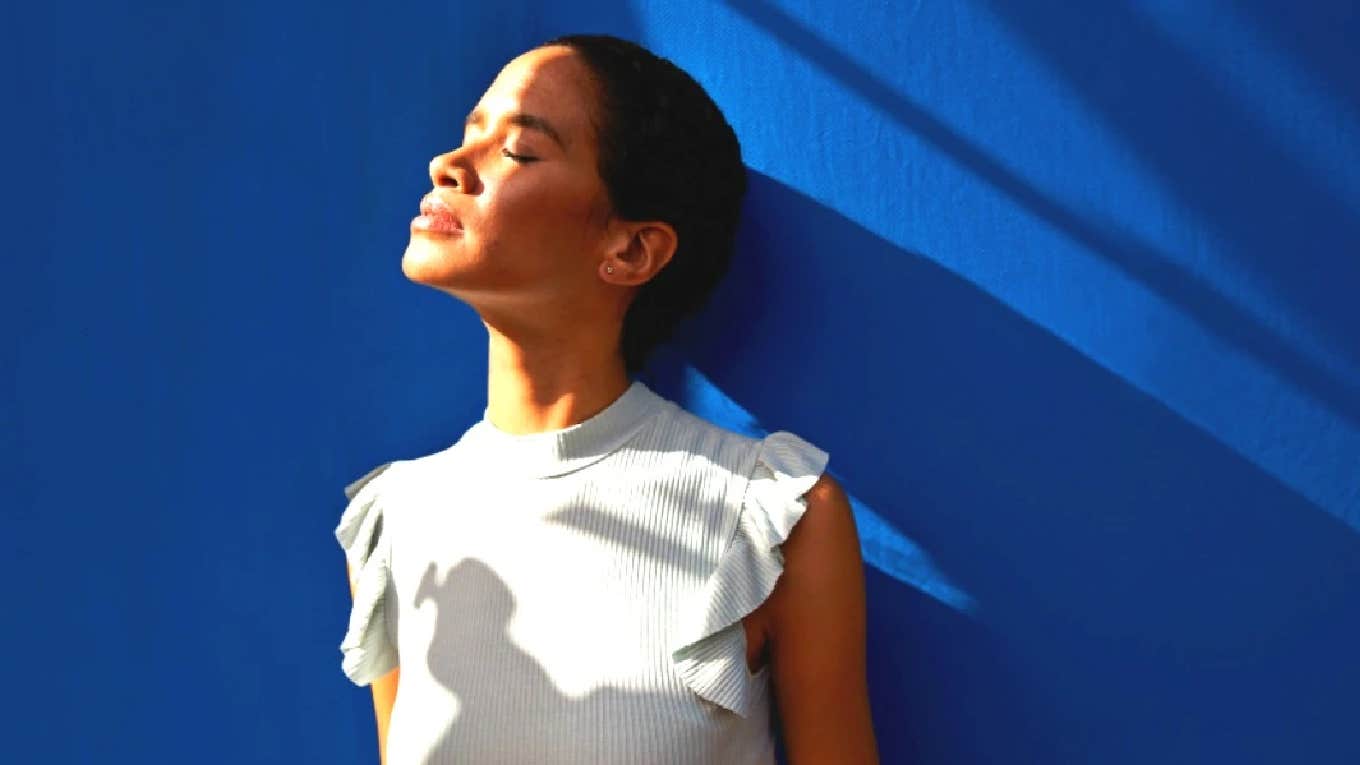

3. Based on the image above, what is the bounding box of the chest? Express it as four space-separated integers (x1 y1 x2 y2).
385 471 731 686
380 481 774 763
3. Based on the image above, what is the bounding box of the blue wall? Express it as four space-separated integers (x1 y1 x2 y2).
6 1 1358 762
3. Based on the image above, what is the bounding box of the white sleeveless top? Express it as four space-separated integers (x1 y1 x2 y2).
335 380 829 764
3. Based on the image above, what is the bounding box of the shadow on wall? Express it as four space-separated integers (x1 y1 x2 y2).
975 0 1360 364
723 0 1360 434
641 345 977 615
1232 3 1360 124
667 170 1360 764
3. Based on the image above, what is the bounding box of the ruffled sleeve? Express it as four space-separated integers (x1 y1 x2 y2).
335 461 399 686
670 431 830 717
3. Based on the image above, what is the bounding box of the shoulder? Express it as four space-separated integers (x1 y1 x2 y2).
647 389 826 462
765 471 865 688
802 472 850 515
642 397 767 470
781 472 859 573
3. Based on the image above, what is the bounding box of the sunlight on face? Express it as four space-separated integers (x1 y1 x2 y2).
402 46 615 314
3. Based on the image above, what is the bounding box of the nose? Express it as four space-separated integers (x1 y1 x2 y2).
428 149 475 192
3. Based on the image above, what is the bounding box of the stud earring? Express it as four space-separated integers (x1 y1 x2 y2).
605 265 615 274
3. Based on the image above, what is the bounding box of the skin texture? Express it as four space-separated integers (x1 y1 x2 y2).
348 44 879 764
762 474 880 763
404 45 677 437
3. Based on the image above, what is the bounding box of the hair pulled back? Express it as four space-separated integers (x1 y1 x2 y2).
543 34 747 375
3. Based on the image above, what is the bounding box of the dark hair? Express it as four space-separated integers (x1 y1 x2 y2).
542 34 747 375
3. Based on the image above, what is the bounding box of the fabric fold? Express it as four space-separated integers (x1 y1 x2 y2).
671 431 830 717
335 461 400 686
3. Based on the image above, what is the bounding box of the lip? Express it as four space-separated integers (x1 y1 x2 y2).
413 193 463 235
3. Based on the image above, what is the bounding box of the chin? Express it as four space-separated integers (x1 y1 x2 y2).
402 242 508 306
402 239 463 286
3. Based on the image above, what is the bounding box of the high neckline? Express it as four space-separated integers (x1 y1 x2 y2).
463 380 668 478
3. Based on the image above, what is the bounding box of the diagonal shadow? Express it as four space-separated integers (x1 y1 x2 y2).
977 0 1360 365
639 344 978 614
1222 3 1360 149
722 0 1360 431
547 501 714 580
395 387 925 763
667 168 1360 762
448 379 951 761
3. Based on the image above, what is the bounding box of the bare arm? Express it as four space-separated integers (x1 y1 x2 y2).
768 473 880 764
347 562 400 765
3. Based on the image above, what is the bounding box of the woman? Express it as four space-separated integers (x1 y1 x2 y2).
338 34 878 764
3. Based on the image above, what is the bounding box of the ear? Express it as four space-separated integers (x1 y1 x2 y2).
600 220 678 286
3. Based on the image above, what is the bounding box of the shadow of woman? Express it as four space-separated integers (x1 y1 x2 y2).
402 558 763 764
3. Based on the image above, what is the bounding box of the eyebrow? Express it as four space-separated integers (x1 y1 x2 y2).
464 108 567 150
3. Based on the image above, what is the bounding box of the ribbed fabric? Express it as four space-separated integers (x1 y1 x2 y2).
336 381 830 765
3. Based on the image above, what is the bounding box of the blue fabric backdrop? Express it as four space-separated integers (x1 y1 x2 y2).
6 1 1358 762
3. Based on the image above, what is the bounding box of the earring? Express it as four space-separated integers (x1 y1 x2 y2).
605 265 615 274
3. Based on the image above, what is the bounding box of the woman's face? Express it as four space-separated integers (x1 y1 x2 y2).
402 46 616 313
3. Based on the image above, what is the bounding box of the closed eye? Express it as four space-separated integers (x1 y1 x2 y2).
501 148 538 163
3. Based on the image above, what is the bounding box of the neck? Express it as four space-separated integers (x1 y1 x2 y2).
482 317 632 434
